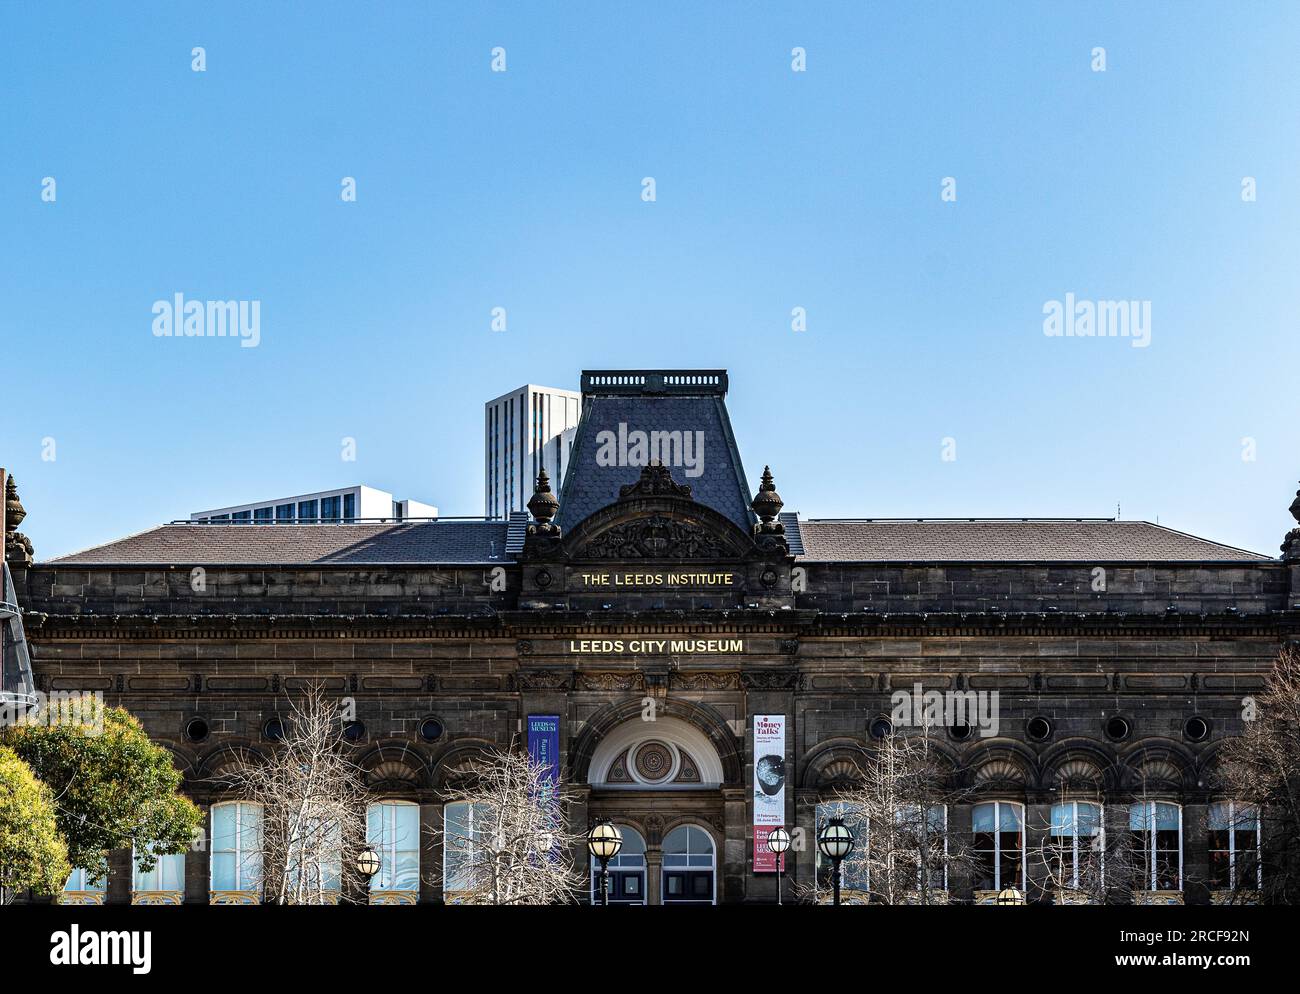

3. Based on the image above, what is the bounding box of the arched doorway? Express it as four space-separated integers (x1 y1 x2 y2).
583 714 727 905
589 825 647 905
662 824 716 905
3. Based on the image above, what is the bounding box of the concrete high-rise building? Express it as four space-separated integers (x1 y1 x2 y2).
484 384 581 519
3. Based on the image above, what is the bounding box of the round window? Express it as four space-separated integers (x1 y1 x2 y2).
1026 716 1053 742
184 716 209 742
1105 716 1131 741
1184 716 1210 742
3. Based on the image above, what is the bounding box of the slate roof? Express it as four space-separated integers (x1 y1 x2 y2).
557 386 755 533
45 522 511 566
795 519 1269 563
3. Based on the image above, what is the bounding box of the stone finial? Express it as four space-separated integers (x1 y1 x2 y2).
750 466 784 525
526 467 560 531
4 473 33 567
1282 482 1300 561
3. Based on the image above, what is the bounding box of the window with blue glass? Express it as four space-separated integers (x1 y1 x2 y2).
342 493 356 522
297 499 318 522
253 507 273 524
275 503 294 522
320 496 341 522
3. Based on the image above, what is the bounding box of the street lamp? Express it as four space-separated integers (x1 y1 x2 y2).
356 845 381 903
766 827 791 906
816 816 855 906
996 887 1025 906
586 820 623 907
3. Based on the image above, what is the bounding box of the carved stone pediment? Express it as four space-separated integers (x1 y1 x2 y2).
619 463 693 499
581 515 726 560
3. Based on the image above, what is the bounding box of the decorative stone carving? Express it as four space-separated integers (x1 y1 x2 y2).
778 639 799 655
4 475 33 567
514 669 571 690
750 466 784 524
618 462 692 499
526 467 560 531
672 671 740 690
516 639 534 656
582 515 725 560
740 669 799 690
1282 482 1300 560
575 671 645 691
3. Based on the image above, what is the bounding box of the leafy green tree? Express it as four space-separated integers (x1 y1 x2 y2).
2 696 201 880
0 745 70 900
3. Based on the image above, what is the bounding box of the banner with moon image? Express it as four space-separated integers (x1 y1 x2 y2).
752 714 786 872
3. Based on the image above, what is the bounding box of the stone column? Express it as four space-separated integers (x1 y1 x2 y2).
948 803 974 903
107 848 132 905
1183 801 1209 906
1025 798 1053 903
721 787 747 903
420 800 442 904
645 850 663 906
185 804 210 904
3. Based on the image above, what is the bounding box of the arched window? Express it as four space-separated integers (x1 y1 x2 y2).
367 801 420 904
662 824 715 905
210 801 262 902
1049 801 1104 892
61 866 107 906
972 801 1025 892
132 844 186 904
590 825 647 905
1208 802 1260 893
1130 801 1182 891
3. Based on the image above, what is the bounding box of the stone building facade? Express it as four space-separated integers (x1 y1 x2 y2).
6 370 1300 905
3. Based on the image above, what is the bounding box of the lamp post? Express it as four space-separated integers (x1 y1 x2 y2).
766 827 791 906
356 846 381 904
996 887 1025 906
816 816 855 906
586 820 623 907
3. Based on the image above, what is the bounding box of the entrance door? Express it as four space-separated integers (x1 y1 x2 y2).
661 824 715 905
590 825 647 905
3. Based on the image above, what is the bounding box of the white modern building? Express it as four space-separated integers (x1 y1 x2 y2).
191 485 437 524
485 384 581 520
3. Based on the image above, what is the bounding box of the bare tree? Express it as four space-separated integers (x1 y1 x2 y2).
215 683 368 905
816 731 976 905
435 746 586 905
1216 644 1300 904
1027 792 1140 905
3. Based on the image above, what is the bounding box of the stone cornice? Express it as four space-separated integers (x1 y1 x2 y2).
21 607 1298 641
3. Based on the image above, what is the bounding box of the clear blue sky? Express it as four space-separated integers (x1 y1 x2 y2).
3 1 1298 560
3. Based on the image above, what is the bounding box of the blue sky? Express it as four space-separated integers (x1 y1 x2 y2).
2 1 1298 560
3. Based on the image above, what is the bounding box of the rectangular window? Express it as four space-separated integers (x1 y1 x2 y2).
253 506 273 524
973 801 1024 891
320 495 341 522
133 846 186 894
1209 801 1260 891
232 510 252 522
367 801 420 895
297 499 318 522
1049 801 1104 892
275 503 295 522
1131 801 1182 891
211 801 262 894
342 492 356 522
815 801 869 895
64 866 107 893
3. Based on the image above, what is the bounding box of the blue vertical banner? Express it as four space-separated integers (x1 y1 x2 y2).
527 714 561 787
